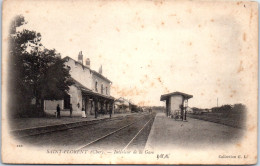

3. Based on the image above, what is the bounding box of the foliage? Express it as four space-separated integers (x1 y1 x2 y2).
190 103 247 128
192 103 246 115
212 105 232 113
232 103 247 112
131 104 144 112
9 15 73 117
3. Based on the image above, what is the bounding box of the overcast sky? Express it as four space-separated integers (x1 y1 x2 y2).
6 0 257 108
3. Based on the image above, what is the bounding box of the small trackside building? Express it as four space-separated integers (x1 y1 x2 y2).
114 97 132 113
160 91 193 120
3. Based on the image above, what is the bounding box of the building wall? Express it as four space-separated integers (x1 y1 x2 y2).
186 107 193 113
44 100 63 116
65 58 92 89
68 85 83 112
65 58 112 97
43 57 114 117
44 100 64 110
92 73 111 96
44 99 82 117
170 95 184 115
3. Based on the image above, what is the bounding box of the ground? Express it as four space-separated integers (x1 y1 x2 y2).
12 112 244 151
145 112 244 151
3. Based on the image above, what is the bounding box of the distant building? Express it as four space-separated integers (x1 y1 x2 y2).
160 91 193 120
44 51 114 116
202 109 212 113
114 97 131 113
186 107 193 114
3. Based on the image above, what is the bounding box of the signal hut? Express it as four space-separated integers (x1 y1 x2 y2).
160 91 193 121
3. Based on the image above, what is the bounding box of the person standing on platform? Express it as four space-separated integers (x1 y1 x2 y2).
109 103 113 119
95 101 98 118
184 108 187 121
57 104 61 118
82 107 86 118
69 104 73 118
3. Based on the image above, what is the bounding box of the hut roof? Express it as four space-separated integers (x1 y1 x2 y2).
160 91 193 101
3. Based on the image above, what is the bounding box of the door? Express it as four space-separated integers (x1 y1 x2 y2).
64 95 71 109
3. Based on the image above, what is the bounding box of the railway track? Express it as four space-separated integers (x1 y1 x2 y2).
13 112 148 138
18 113 155 150
76 113 155 151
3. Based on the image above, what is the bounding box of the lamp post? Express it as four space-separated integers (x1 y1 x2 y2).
183 99 188 121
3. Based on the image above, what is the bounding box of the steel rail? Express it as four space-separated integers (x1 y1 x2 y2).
15 113 148 139
76 114 154 150
122 117 154 150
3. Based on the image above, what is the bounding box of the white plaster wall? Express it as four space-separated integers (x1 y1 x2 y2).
92 74 111 95
65 58 111 96
44 100 64 110
170 95 184 115
44 100 83 117
65 58 92 89
44 109 82 117
68 85 83 112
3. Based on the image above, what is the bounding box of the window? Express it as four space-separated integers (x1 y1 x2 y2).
101 84 104 94
95 81 98 92
106 87 108 95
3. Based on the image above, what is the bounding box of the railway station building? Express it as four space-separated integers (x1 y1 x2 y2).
44 51 115 117
160 91 193 120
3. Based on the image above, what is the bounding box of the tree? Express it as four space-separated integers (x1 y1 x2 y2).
232 103 246 112
9 15 34 117
9 15 73 117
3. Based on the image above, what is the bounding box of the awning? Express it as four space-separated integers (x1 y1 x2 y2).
71 78 115 101
81 89 114 100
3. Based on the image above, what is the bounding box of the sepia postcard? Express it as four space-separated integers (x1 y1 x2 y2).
1 0 258 164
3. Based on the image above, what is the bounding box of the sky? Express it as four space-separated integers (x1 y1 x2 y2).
5 0 257 108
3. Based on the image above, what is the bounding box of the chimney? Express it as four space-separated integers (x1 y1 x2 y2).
78 51 83 64
85 58 90 68
99 65 102 74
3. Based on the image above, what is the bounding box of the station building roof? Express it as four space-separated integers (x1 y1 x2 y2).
64 56 112 83
160 91 193 101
